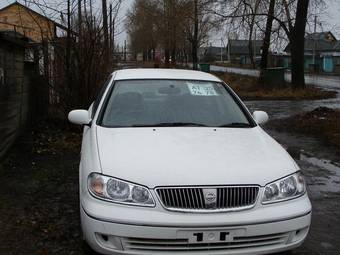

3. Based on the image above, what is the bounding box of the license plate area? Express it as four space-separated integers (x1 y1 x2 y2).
177 228 246 244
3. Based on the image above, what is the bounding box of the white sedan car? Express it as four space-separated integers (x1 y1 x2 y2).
69 69 311 255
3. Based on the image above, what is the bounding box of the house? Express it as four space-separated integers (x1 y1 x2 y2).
0 30 37 158
285 31 340 73
0 2 77 105
332 42 340 73
0 1 68 42
227 39 263 65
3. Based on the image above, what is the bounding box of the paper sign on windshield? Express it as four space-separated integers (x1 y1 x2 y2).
187 83 218 96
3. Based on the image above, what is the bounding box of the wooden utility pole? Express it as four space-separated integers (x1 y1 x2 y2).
124 40 127 61
112 15 115 55
192 0 198 70
164 0 170 66
78 0 82 38
313 15 317 65
66 0 71 82
170 0 177 65
109 3 113 54
102 0 109 68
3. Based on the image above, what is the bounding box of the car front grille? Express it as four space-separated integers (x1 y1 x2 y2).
122 232 290 252
155 186 259 212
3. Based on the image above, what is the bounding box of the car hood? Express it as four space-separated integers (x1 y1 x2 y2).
96 126 298 188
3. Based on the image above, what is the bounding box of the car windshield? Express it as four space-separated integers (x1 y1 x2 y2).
100 79 253 127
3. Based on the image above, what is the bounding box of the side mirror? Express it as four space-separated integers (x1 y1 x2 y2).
68 109 91 125
253 111 269 125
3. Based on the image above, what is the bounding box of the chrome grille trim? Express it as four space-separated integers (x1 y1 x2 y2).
155 186 259 212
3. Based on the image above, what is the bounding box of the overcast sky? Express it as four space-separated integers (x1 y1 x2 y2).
1 0 340 47
110 0 340 47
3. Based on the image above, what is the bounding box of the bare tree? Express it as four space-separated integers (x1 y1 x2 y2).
109 0 122 55
216 0 312 87
184 0 216 69
23 0 123 116
126 0 160 61
245 0 262 68
288 0 310 87
126 0 215 69
259 0 275 78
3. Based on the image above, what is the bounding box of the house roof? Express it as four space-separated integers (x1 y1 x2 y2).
334 41 340 50
285 31 340 53
0 1 69 32
228 40 263 55
305 31 337 41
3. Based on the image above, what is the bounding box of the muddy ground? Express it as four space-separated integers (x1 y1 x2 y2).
268 107 340 152
265 129 340 255
214 72 337 101
0 126 82 255
0 122 340 255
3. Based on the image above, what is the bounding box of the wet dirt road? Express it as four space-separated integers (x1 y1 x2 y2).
263 129 340 255
210 65 340 90
0 96 339 254
245 93 340 254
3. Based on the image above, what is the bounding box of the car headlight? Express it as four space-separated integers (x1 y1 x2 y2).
88 173 155 207
262 172 306 204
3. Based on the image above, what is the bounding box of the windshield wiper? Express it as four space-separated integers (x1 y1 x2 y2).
131 122 208 127
218 122 252 128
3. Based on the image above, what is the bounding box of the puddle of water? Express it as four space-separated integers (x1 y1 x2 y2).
265 128 340 196
300 154 340 173
294 152 340 195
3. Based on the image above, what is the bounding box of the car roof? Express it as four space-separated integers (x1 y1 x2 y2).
112 68 221 82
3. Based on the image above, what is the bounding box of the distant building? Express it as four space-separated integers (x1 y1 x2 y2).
285 31 340 73
227 40 263 65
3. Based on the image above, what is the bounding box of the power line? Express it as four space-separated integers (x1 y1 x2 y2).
19 0 68 15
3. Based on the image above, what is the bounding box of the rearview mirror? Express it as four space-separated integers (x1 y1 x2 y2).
68 109 91 125
253 111 269 125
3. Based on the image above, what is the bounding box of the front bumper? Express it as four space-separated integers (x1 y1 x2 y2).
81 192 311 255
82 208 310 255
